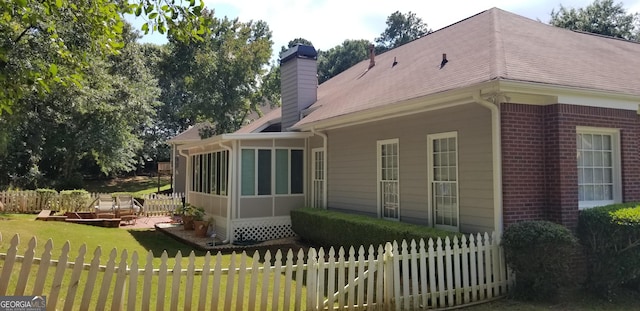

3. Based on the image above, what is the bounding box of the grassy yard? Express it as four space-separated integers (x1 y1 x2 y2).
0 214 299 310
0 214 208 263
83 175 171 195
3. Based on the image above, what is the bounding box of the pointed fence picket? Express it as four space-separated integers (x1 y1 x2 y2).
0 191 184 216
140 193 184 216
0 231 514 310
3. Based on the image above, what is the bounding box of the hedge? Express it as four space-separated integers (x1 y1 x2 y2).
36 188 58 210
59 189 91 211
578 202 640 296
502 221 577 301
291 208 460 249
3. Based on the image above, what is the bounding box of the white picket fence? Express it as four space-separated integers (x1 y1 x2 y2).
140 193 183 217
0 232 513 310
0 191 183 216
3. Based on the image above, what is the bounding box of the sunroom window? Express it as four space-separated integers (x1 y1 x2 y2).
241 148 304 196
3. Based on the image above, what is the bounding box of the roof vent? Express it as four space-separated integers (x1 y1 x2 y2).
392 57 398 67
440 53 448 69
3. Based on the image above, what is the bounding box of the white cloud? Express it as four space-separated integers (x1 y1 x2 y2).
136 0 640 58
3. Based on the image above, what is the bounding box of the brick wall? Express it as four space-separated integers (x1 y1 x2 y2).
501 104 548 226
501 103 640 230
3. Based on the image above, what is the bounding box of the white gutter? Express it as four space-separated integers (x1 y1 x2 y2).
473 92 503 235
178 147 190 205
311 128 328 209
171 143 176 191
220 141 234 243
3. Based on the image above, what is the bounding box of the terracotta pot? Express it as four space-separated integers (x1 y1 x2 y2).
182 215 195 230
194 220 209 237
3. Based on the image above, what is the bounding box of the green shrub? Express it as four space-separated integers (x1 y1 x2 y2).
59 189 91 211
291 208 460 249
36 188 58 210
502 220 577 301
578 203 640 296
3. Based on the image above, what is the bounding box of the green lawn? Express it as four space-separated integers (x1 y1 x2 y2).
0 214 301 310
82 175 171 195
0 214 208 263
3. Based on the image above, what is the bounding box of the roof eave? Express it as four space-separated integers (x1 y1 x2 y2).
294 78 640 132
293 81 499 132
178 132 313 151
498 79 640 102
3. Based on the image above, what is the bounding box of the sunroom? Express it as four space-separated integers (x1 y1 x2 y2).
177 132 313 242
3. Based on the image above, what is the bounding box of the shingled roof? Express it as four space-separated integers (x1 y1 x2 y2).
166 122 210 144
293 7 640 128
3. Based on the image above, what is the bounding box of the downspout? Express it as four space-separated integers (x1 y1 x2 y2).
473 92 504 235
178 147 190 205
311 128 328 209
171 144 176 191
220 141 233 243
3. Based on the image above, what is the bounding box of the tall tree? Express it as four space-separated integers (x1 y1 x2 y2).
157 11 274 138
0 23 159 189
375 11 431 52
318 39 371 83
550 0 639 41
0 0 205 114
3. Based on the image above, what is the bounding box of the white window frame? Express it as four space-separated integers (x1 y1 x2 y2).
240 148 305 197
427 131 459 231
576 127 622 209
377 139 400 220
312 148 326 208
188 151 229 197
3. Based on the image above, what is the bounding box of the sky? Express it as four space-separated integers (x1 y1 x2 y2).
128 0 640 59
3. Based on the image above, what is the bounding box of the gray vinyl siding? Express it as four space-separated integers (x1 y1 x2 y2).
325 103 495 233
174 153 187 193
189 192 227 217
281 58 317 130
237 196 305 218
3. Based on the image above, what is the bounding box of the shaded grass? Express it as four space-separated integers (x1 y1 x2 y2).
460 287 640 310
83 176 171 195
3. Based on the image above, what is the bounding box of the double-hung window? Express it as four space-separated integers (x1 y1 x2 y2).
378 139 399 220
576 127 621 209
428 132 459 231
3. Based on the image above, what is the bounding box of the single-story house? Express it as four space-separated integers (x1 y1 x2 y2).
175 7 640 242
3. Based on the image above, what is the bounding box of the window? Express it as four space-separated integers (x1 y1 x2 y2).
428 132 458 231
241 148 304 196
312 148 325 208
241 149 256 195
190 151 229 196
577 127 621 209
378 139 399 220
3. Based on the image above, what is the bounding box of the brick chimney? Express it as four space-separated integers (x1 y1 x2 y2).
279 44 318 131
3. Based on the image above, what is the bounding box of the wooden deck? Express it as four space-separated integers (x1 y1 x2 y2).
35 210 122 228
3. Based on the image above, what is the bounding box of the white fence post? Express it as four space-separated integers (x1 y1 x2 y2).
0 232 513 310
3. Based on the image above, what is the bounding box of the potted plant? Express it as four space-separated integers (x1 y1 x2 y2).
193 213 210 237
176 204 204 230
